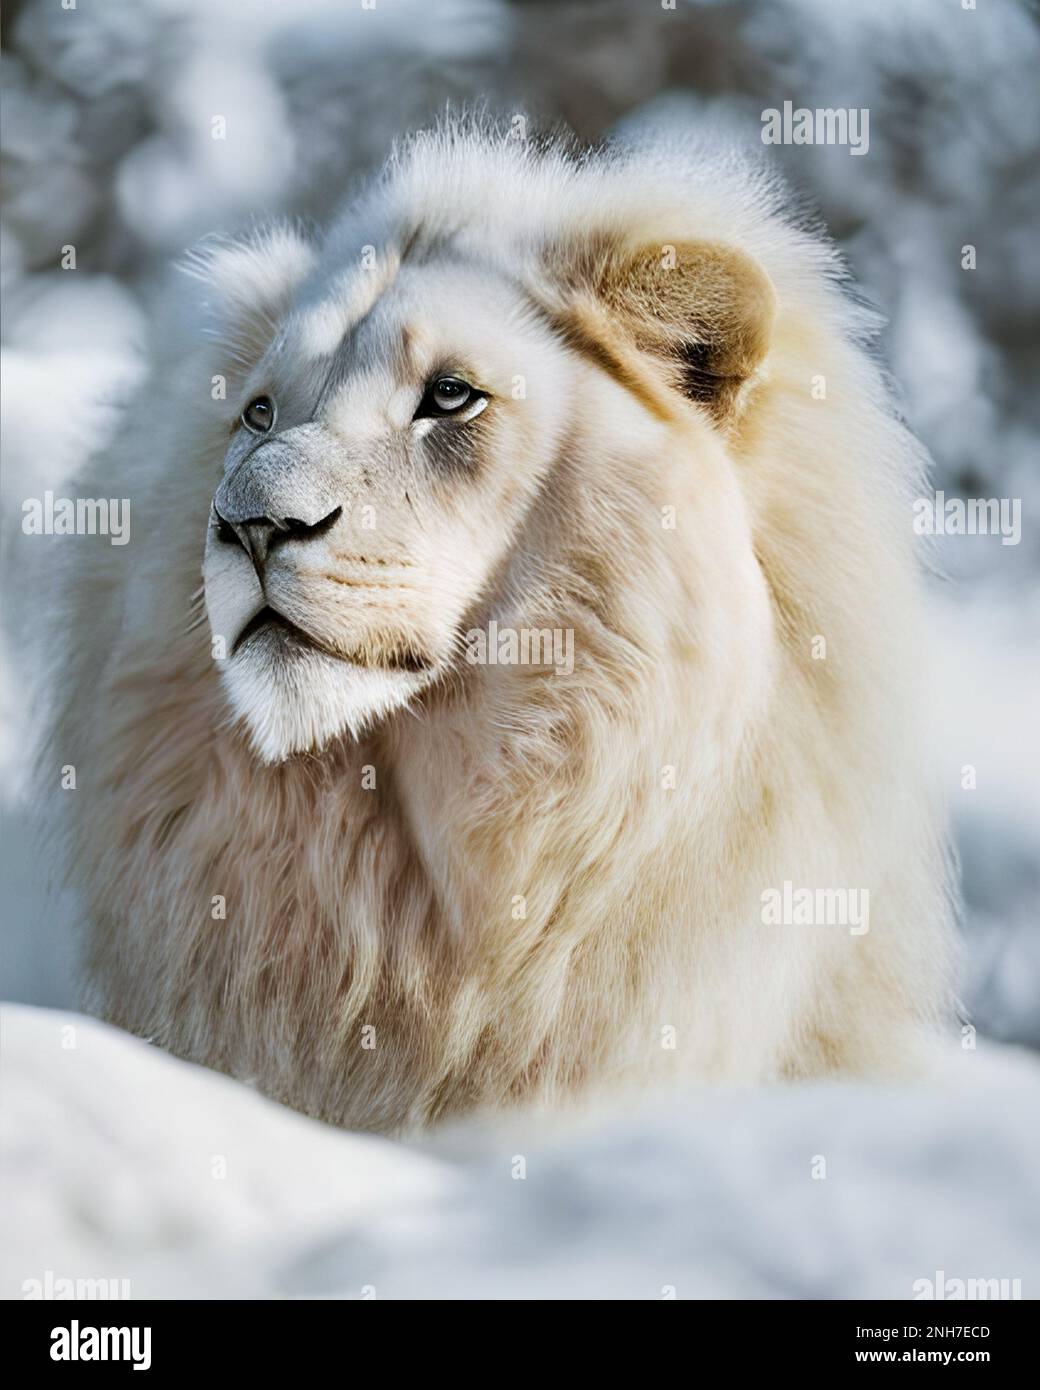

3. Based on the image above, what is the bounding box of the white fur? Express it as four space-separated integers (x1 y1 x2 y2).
43 121 956 1133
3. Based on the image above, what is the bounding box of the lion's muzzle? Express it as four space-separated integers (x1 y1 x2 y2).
214 424 343 580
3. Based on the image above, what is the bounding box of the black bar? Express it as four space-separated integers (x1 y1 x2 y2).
5 1298 1034 1376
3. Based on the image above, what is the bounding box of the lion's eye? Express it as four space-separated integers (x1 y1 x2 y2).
415 375 479 419
242 395 276 434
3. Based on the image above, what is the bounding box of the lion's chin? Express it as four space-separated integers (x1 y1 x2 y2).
221 626 429 763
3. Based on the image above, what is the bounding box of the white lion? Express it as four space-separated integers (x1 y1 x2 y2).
45 122 955 1132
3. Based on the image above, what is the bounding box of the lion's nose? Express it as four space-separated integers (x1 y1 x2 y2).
214 505 342 574
213 423 344 572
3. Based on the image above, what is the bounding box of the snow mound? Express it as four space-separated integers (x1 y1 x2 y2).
3 1005 1038 1300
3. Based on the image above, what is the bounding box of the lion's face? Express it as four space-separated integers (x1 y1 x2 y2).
201 206 775 763
203 255 574 761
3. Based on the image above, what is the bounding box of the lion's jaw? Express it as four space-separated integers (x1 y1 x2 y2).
220 632 426 763
201 491 437 761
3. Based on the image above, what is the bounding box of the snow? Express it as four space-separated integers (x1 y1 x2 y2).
0 1005 447 1300
2 1004 1038 1299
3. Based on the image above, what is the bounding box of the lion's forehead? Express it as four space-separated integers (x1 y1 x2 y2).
274 255 552 404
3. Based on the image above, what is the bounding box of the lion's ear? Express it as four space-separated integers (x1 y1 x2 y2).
181 224 316 372
564 238 776 424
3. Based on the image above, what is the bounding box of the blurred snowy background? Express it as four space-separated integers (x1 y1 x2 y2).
1 0 1038 1298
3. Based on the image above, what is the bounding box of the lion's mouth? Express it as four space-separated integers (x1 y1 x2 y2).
231 606 308 657
231 605 434 674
